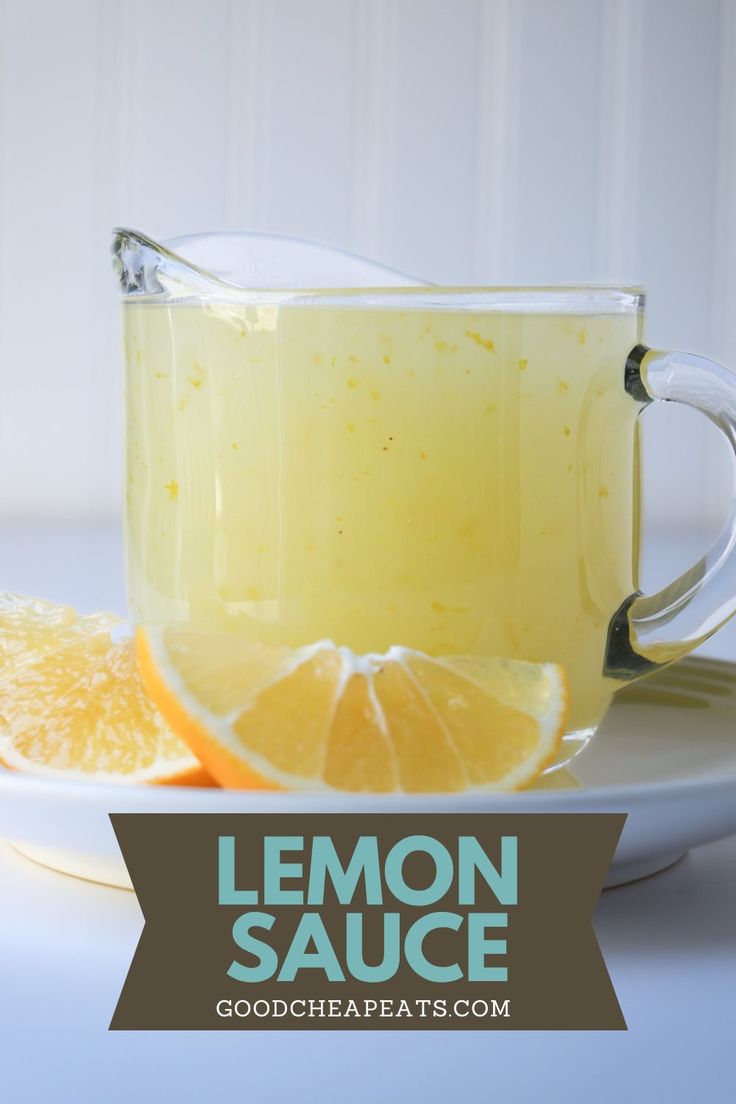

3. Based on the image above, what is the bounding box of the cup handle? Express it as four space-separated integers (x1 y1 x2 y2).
605 343 736 679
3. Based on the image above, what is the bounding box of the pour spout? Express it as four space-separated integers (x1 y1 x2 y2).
112 227 427 297
112 228 166 294
112 227 217 298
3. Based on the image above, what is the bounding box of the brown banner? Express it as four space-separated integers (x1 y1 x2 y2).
109 812 625 1031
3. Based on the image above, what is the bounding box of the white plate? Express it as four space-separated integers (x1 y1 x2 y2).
1 656 735 889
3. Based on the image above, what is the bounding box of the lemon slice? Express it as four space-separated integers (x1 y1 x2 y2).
137 628 567 793
0 594 210 785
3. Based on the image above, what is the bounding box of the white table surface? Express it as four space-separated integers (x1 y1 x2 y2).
0 523 735 1103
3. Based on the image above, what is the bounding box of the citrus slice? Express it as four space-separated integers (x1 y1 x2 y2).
137 629 567 792
0 594 210 785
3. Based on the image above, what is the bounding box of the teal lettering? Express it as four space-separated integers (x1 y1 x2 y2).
458 836 517 906
228 912 277 981
307 836 382 905
404 912 462 982
263 835 304 905
467 912 508 981
218 835 258 906
345 912 400 982
277 914 345 982
384 835 453 906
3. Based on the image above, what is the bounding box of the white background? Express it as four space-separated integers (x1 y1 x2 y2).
0 0 735 542
0 7 735 1100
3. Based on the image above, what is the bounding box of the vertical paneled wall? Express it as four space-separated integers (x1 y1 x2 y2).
0 0 733 533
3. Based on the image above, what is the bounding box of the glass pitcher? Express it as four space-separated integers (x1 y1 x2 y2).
113 228 736 780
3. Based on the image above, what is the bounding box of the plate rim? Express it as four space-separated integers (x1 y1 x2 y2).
1 761 735 810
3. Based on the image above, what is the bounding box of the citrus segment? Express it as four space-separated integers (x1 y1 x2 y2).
233 648 343 777
137 628 567 793
369 661 465 792
325 672 396 792
405 656 539 784
0 594 210 785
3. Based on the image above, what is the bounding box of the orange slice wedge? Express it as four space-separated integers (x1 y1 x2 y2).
137 629 567 792
0 594 210 785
